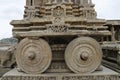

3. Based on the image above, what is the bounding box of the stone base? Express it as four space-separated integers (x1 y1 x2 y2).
1 66 119 80
0 68 11 77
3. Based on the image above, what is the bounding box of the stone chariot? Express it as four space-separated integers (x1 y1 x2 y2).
10 0 110 74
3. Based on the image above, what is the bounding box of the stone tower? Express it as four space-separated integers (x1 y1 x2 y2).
24 0 96 19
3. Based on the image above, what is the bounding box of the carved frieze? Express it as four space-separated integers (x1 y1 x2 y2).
1 75 119 80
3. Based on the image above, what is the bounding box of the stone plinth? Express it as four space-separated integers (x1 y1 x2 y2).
0 68 11 77
1 66 119 80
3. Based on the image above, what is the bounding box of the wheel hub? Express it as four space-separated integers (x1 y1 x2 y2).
80 52 89 61
28 51 36 60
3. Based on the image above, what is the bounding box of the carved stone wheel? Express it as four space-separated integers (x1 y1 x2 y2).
15 38 52 74
65 37 102 73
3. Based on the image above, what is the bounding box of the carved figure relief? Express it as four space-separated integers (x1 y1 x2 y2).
53 7 64 17
0 46 16 68
53 6 65 24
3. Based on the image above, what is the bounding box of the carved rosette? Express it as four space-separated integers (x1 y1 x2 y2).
65 37 102 73
15 38 52 74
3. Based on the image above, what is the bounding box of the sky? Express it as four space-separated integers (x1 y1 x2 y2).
0 0 120 39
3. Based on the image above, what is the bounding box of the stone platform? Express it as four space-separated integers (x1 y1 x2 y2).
1 66 119 80
0 68 11 77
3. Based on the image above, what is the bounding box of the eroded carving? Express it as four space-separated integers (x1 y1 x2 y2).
0 45 16 68
47 25 68 32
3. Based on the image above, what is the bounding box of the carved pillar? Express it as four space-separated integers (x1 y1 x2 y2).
111 26 116 41
117 51 120 65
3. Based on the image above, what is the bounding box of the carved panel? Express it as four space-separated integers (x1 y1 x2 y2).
24 6 40 19
47 25 68 32
52 6 65 24
53 6 64 17
1 75 119 80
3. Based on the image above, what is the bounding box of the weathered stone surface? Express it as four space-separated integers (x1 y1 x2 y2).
11 0 110 39
10 0 106 74
15 38 52 74
102 42 120 73
65 37 102 73
1 67 119 80
8 0 120 77
0 45 15 68
0 45 16 77
0 68 11 77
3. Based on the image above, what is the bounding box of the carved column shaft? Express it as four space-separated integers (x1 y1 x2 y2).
111 26 116 41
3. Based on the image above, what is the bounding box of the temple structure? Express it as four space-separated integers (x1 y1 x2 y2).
1 0 120 80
